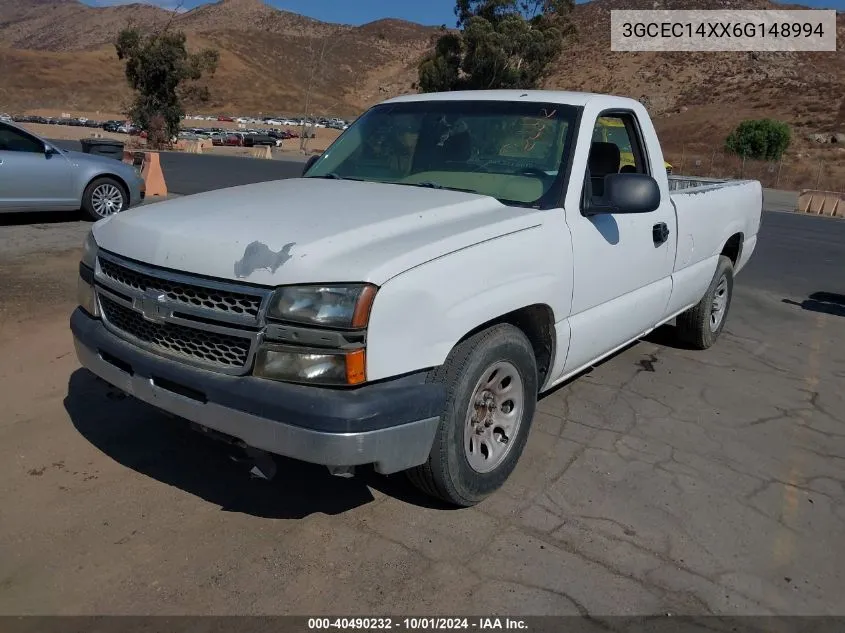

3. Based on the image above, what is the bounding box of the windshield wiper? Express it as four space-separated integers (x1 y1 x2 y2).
404 181 480 195
307 172 365 180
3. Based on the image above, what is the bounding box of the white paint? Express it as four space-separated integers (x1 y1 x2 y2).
90 90 763 387
366 213 573 381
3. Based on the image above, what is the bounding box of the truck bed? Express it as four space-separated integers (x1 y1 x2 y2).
668 175 758 193
668 174 762 273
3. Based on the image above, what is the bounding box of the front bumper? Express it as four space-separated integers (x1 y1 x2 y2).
70 308 444 474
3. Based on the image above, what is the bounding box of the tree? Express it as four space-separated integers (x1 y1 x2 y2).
418 0 574 93
115 26 219 148
725 119 791 161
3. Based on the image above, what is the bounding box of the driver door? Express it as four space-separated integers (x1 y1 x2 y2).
561 110 677 375
0 123 76 211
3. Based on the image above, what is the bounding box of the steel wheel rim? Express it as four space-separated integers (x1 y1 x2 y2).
91 184 124 217
709 275 729 331
463 360 525 474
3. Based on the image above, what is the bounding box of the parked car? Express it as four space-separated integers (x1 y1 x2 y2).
243 133 276 147
0 121 144 219
223 133 243 147
70 90 762 506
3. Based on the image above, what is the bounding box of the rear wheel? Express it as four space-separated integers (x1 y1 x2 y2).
82 177 127 221
676 255 735 349
407 324 538 507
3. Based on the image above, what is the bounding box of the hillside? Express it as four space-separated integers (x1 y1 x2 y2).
1 0 844 146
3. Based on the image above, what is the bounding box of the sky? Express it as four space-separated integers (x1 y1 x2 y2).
83 0 844 25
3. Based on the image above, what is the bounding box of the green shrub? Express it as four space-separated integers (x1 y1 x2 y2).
725 119 791 161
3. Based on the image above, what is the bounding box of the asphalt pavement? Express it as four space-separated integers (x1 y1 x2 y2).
50 139 307 195
1 153 843 616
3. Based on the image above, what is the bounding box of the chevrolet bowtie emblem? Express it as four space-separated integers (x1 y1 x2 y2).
138 290 169 323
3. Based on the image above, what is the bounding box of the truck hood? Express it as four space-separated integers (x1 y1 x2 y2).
92 178 544 286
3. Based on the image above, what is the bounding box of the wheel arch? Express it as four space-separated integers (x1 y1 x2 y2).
721 232 743 266
449 304 557 390
81 172 130 205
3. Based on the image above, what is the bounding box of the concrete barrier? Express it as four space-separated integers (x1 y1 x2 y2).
250 146 273 160
122 150 168 198
796 189 844 218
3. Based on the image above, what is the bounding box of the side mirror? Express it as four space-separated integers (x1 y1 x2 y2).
44 143 59 156
584 172 660 216
302 154 319 176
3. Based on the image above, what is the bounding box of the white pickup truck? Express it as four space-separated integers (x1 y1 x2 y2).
71 90 762 506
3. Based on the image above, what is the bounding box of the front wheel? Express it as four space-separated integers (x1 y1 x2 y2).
82 177 127 221
406 324 538 507
676 254 735 349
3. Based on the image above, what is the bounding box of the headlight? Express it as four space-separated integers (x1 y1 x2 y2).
266 284 377 328
254 345 366 386
81 230 98 269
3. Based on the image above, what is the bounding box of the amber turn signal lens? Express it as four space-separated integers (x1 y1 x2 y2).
345 348 366 385
351 285 378 329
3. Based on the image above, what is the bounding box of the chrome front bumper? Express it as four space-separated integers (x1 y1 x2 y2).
70 309 443 474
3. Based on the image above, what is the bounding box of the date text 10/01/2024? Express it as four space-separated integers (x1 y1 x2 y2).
307 618 529 630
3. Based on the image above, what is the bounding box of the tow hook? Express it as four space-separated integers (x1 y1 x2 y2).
242 446 278 481
190 422 278 481
327 465 355 478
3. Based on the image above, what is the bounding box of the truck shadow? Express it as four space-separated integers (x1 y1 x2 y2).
641 323 701 350
63 369 447 517
783 292 845 318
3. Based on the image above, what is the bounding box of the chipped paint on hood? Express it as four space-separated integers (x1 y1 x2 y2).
234 241 295 278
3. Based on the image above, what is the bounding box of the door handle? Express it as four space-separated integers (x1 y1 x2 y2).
653 222 670 245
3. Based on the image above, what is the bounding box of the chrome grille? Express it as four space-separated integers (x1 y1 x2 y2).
99 257 263 318
99 295 252 368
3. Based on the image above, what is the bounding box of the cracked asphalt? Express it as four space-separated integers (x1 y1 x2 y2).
0 192 843 616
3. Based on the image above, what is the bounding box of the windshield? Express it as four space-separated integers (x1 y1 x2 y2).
304 100 578 207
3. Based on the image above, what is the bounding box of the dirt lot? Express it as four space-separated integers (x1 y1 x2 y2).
1 206 844 616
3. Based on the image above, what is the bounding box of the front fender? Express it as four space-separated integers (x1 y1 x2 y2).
365 215 573 381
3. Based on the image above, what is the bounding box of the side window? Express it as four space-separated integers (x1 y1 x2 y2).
586 113 648 200
0 124 44 153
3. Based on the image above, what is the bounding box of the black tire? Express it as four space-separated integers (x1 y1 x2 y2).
676 255 735 350
407 324 538 507
81 176 128 221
